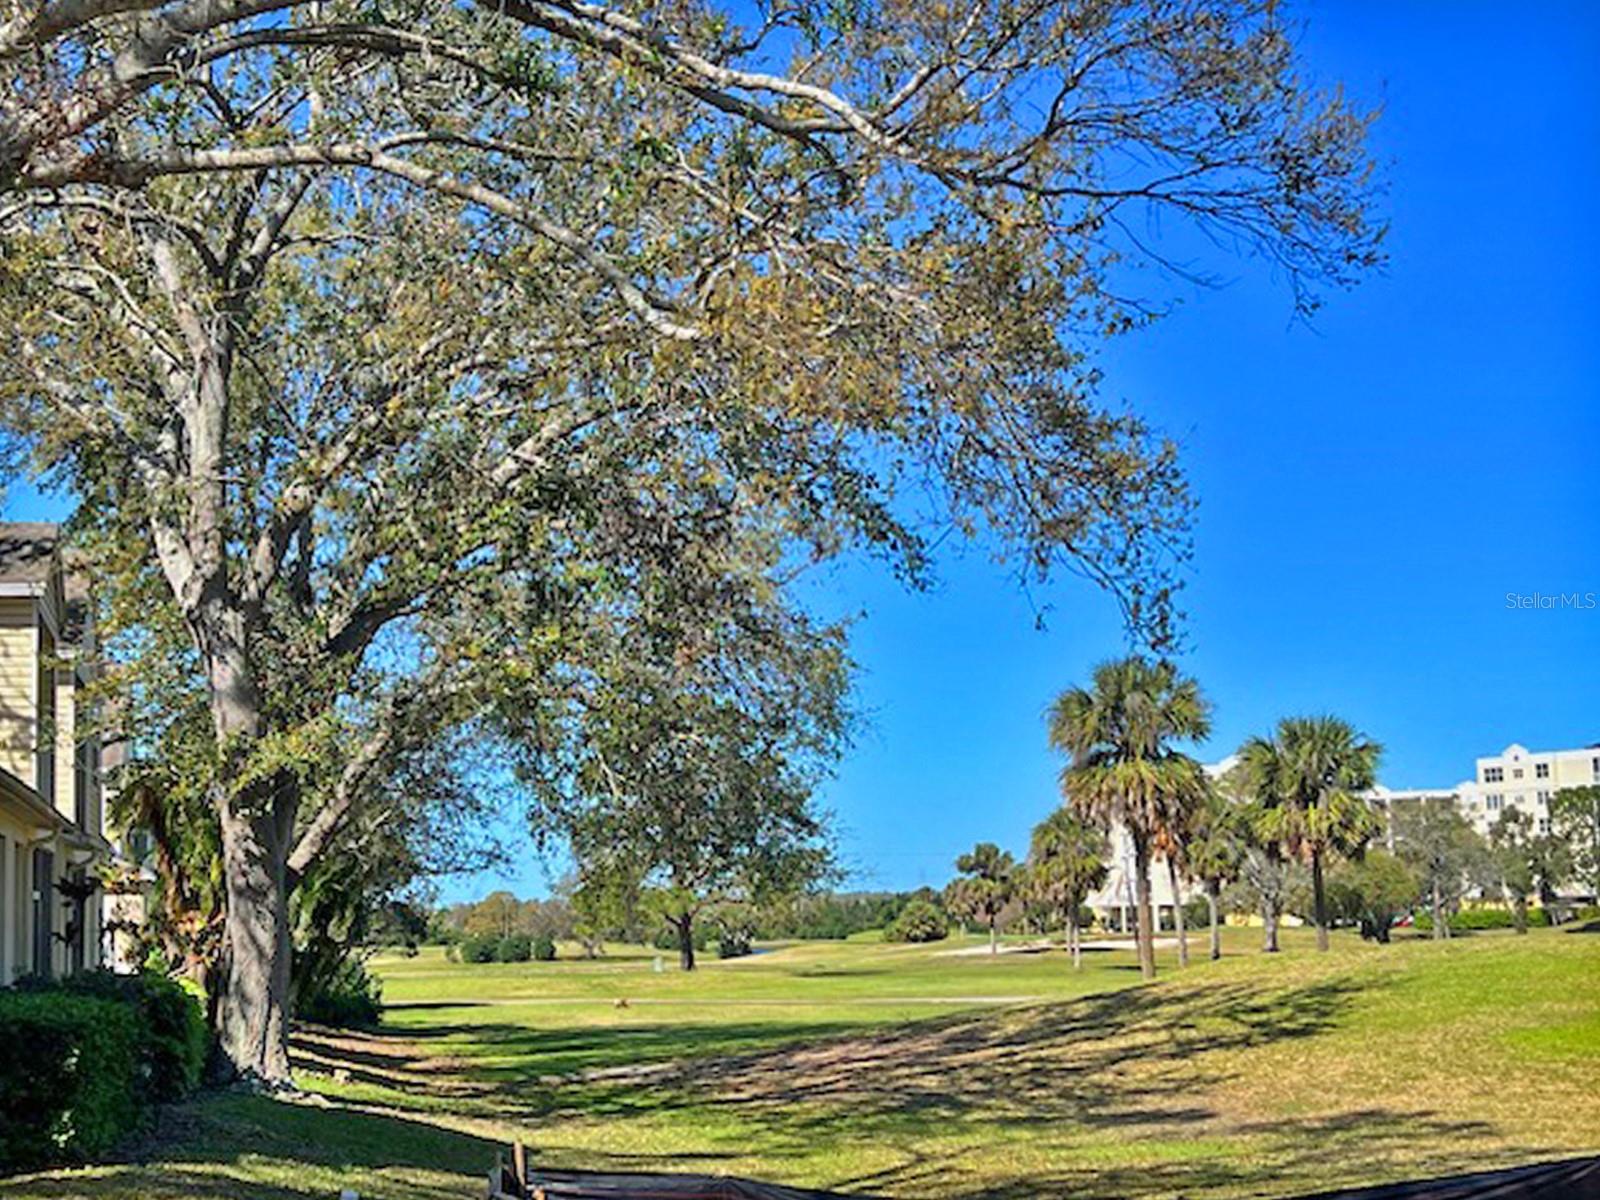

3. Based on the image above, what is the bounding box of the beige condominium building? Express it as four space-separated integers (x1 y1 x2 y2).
0 523 113 982
1453 741 1600 840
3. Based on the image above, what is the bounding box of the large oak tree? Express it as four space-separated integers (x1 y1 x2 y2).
1 0 1380 1082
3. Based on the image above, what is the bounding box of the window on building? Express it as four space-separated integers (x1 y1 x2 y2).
1593 756 1600 780
11 842 26 983
1538 817 1552 835
1486 793 1503 811
1484 766 1504 783
1537 790 1551 806
31 847 53 978
1512 768 1523 779
1535 762 1550 779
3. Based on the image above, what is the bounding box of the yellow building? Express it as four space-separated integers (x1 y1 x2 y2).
0 524 111 982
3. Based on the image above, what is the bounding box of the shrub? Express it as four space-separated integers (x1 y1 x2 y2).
883 899 949 943
460 933 499 963
532 935 557 962
496 934 533 962
295 959 383 1028
0 991 141 1169
14 971 208 1103
716 930 752 959
1415 907 1552 933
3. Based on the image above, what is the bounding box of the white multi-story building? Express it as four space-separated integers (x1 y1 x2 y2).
1452 742 1600 840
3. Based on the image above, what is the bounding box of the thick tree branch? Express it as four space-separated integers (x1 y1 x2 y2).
23 141 701 339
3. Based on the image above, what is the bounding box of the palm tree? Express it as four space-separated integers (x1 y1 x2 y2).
1028 808 1109 969
950 842 1016 954
1241 716 1382 952
1184 782 1247 960
1049 657 1211 980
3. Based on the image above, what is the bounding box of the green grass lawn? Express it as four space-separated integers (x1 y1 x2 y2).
5 926 1597 1199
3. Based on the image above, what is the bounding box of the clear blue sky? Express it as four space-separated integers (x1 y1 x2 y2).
7 1 1596 903
805 0 1600 892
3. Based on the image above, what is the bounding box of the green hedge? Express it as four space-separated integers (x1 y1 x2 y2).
15 971 208 1103
458 933 499 963
883 899 949 943
1 972 209 1172
1414 908 1551 932
0 991 141 1170
495 934 532 962
296 959 382 1029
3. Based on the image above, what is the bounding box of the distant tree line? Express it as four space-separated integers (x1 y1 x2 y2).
418 887 958 953
429 892 581 945
414 770 1600 971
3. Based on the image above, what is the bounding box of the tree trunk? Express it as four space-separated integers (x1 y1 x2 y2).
1540 884 1560 927
1311 848 1330 951
1207 884 1221 961
1168 858 1189 967
1132 832 1156 980
988 916 998 955
675 914 696 972
1068 910 1081 970
1512 894 1528 935
202 623 297 1088
215 788 294 1086
1431 878 1447 941
1262 893 1280 953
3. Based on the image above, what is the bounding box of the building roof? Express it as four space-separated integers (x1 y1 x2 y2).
0 765 67 834
0 522 59 585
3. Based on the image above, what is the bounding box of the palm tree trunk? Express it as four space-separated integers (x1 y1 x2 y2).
1168 858 1189 967
1207 883 1221 961
988 916 998 954
1069 910 1082 969
1132 832 1156 980
1311 848 1330 951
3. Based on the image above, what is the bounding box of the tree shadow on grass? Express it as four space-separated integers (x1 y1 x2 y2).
288 974 1478 1182
509 976 1374 1132
0 1094 497 1200
266 971 1572 1199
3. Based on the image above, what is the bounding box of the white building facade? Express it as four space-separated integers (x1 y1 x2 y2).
1453 742 1600 840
